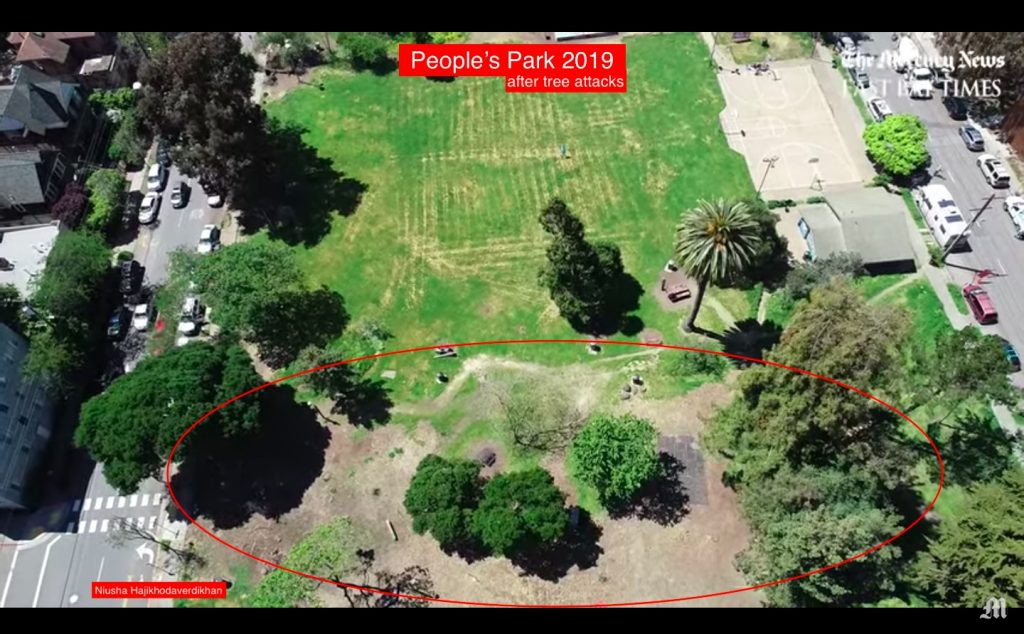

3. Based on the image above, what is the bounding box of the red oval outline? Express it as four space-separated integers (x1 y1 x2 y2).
165 339 944 607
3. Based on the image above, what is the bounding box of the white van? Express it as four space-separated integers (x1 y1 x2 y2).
146 162 167 192
916 184 970 250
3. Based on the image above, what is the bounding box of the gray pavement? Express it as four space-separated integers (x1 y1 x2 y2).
134 166 223 287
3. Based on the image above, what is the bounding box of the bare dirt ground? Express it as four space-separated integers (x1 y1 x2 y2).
187 362 761 607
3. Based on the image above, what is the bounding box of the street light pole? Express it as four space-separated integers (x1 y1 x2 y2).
757 155 779 196
941 193 996 262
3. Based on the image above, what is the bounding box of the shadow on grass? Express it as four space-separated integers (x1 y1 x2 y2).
608 453 690 526
928 410 1021 488
719 318 783 365
236 121 368 248
169 384 329 529
509 508 604 582
331 377 394 427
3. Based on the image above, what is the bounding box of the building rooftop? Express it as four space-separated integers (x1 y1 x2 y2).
0 222 60 296
79 55 116 75
798 188 914 265
0 151 46 208
0 65 76 135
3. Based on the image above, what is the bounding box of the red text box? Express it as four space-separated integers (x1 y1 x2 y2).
92 581 227 599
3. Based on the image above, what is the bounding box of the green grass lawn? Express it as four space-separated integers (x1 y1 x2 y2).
715 32 814 65
947 283 969 315
881 280 955 349
267 33 752 401
901 188 927 231
857 273 910 301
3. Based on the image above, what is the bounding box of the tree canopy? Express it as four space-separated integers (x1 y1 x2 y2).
337 32 391 70
538 198 637 334
471 468 568 556
75 342 263 493
50 183 89 228
24 230 111 393
675 199 762 331
137 31 263 201
784 252 865 300
569 414 660 507
249 517 364 608
913 467 1024 607
863 114 930 178
404 455 482 548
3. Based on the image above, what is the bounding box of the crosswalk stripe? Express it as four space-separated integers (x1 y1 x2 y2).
78 521 86 533
135 517 145 529
130 495 138 508
83 498 92 512
100 519 109 533
88 520 98 534
141 494 150 506
152 494 162 507
71 500 81 513
148 516 156 530
118 497 126 508
106 496 115 509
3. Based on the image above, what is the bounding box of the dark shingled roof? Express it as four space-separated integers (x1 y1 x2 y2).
0 151 46 207
0 66 76 135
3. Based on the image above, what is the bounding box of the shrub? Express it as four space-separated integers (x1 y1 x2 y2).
785 252 865 300
50 183 89 228
805 195 827 204
663 341 731 378
337 32 391 70
863 114 930 178
928 243 945 267
84 169 126 234
116 250 135 262
767 199 797 209
870 172 893 187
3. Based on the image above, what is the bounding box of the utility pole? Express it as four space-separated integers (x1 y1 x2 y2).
942 193 996 262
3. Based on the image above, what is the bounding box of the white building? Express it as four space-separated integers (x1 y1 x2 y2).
0 222 60 296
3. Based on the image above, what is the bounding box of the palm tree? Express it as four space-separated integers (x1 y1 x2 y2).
675 199 762 332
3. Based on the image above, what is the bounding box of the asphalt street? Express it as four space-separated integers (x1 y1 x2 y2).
859 33 1024 387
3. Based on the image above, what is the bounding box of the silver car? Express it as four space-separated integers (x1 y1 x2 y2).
959 125 984 151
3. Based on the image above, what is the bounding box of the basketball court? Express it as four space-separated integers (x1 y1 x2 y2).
718 62 869 199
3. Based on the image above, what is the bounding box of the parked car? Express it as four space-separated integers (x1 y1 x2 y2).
177 296 204 335
976 154 1011 188
156 140 172 167
962 283 998 324
132 302 153 331
868 97 892 122
942 95 968 120
932 66 953 89
146 162 168 192
170 182 190 209
1003 196 1024 239
207 192 224 208
851 67 869 88
106 307 129 340
839 36 856 52
907 67 933 99
197 224 221 254
139 192 161 224
998 337 1021 372
119 260 142 295
958 125 985 151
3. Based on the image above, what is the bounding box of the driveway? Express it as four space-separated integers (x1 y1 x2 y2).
856 32 1024 389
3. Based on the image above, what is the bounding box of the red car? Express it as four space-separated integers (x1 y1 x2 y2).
962 284 998 324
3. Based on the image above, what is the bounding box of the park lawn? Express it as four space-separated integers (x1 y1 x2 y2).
267 33 753 402
857 273 910 300
881 279 955 348
716 32 815 65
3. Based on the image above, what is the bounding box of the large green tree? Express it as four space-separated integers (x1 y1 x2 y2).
75 342 263 493
913 467 1024 607
863 114 930 178
936 33 1024 108
568 414 659 507
471 468 568 556
249 517 364 608
24 231 111 392
404 455 482 548
538 198 633 334
784 252 865 300
0 284 23 332
337 32 391 70
258 32 315 72
675 199 762 332
911 328 1016 417
137 31 263 202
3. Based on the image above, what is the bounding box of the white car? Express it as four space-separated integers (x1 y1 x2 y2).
868 98 892 122
977 154 1011 188
197 224 221 254
1004 196 1024 239
132 303 153 331
207 193 223 208
146 162 167 192
908 67 933 99
177 296 203 335
139 192 161 224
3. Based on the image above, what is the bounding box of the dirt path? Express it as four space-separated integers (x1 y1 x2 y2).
704 295 738 328
756 289 771 324
867 271 924 304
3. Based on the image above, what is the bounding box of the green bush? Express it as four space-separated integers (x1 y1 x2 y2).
805 195 827 204
870 172 893 187
116 250 135 262
107 110 149 168
337 32 391 70
664 340 731 377
863 114 930 178
84 169 126 234
928 242 945 267
767 198 797 209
